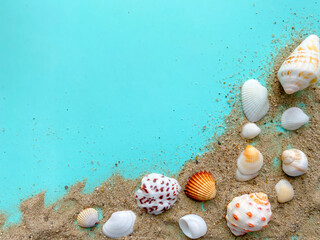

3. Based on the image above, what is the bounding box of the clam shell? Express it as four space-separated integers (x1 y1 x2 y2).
241 79 269 122
184 171 216 201
77 208 99 228
242 123 261 139
282 149 308 176
275 179 294 203
277 35 320 94
102 211 136 239
281 107 309 130
179 214 207 239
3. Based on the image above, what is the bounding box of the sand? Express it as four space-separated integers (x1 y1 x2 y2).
1 35 320 240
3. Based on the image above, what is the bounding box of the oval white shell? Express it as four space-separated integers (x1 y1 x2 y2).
242 123 261 139
102 211 136 239
281 107 309 130
226 192 272 236
179 214 207 239
77 208 99 228
277 35 320 94
275 179 294 203
241 79 269 122
236 145 263 181
282 149 308 176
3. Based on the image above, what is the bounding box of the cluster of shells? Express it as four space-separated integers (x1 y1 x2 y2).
75 35 319 239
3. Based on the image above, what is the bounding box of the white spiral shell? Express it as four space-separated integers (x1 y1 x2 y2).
281 107 309 130
77 208 99 228
275 179 294 203
179 214 207 239
241 123 261 139
102 210 136 239
277 35 320 94
282 149 308 176
241 79 269 122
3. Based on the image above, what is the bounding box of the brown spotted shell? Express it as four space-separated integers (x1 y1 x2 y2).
184 171 216 201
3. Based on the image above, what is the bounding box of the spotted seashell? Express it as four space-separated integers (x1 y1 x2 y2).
77 208 99 228
278 35 320 94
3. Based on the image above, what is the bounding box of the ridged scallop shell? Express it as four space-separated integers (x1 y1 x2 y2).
282 149 308 176
184 171 216 201
226 192 272 236
236 145 263 181
278 35 320 94
77 208 99 228
275 179 294 203
281 107 309 130
242 123 261 139
179 214 207 239
102 211 136 239
241 79 269 122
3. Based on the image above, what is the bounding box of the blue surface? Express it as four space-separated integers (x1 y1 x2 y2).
0 0 320 225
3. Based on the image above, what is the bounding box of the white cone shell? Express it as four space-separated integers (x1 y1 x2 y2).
277 35 320 94
242 123 261 139
237 149 263 175
282 149 308 176
236 169 258 182
281 107 309 130
102 211 136 239
77 208 99 228
275 179 294 203
241 79 269 122
179 214 207 239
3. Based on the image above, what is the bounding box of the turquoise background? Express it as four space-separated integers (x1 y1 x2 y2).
0 0 319 225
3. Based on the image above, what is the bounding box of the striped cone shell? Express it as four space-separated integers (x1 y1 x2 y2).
184 171 216 201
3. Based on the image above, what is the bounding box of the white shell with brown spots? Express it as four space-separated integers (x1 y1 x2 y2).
226 192 272 236
135 173 181 215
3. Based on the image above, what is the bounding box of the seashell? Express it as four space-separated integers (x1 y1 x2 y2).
242 123 261 139
275 179 294 203
226 192 272 236
277 35 320 94
282 149 308 176
77 208 99 228
179 214 207 239
102 211 136 239
135 173 181 215
241 79 269 122
281 107 309 130
236 145 263 181
184 171 216 201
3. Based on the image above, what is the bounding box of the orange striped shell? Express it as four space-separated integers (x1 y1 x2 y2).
184 171 216 201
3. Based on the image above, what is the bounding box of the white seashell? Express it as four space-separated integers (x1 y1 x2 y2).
102 211 136 239
275 179 294 203
77 208 99 228
242 123 261 139
241 79 269 122
282 149 308 176
277 35 320 94
281 107 309 130
179 214 207 239
226 192 272 236
236 145 263 181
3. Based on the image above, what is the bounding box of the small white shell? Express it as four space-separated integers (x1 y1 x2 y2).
275 179 294 203
241 79 269 122
179 214 207 239
77 208 99 228
242 123 261 139
281 107 309 130
102 211 136 239
282 149 308 176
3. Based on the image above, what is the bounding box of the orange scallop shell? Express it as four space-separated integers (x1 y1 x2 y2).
184 171 216 201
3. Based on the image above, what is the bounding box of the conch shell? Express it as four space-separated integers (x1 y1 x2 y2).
184 171 216 201
226 192 272 236
282 149 308 176
77 208 99 228
278 35 320 94
236 145 263 181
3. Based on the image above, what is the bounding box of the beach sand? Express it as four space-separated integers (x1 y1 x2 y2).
1 35 320 240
